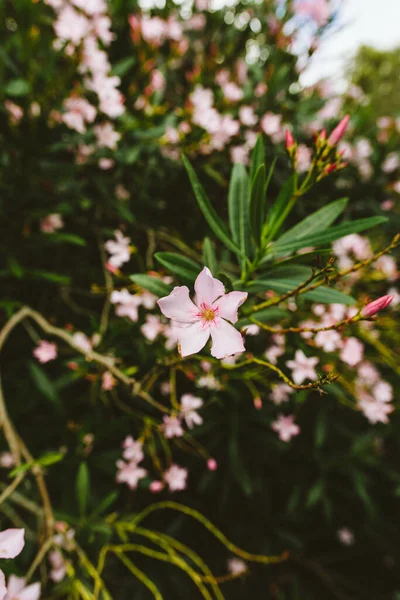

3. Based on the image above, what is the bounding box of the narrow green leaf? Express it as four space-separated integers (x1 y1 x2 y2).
43 232 86 246
249 134 265 184
29 362 59 405
182 155 243 257
37 452 64 467
246 276 355 304
302 286 355 305
237 307 288 328
306 481 324 508
76 462 90 517
202 237 218 274
277 198 349 245
130 274 172 297
111 56 136 77
89 491 119 519
154 252 201 285
29 270 71 284
272 216 388 255
264 176 295 242
228 163 250 248
249 164 266 245
4 78 31 97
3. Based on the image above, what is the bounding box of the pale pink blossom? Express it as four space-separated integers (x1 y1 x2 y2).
5 101 23 125
40 213 64 233
296 144 312 172
101 371 115 391
382 153 399 173
239 105 257 127
230 145 249 164
72 332 92 354
111 289 141 322
157 267 247 359
122 436 144 463
221 82 243 103
94 122 121 149
116 460 147 490
242 324 260 336
54 5 90 45
180 394 203 429
269 384 293 405
358 397 393 424
62 96 96 133
294 0 330 26
0 571 5 600
271 414 300 442
164 464 188 491
140 16 168 46
337 528 354 546
99 158 114 170
115 184 130 200
340 337 364 367
3 575 40 600
150 69 165 91
373 381 393 403
387 287 400 307
373 256 398 281
227 557 247 575
49 549 67 583
162 416 184 439
260 112 282 138
265 344 284 365
356 362 380 386
150 480 164 493
314 329 342 352
197 374 222 390
0 529 25 559
71 0 107 15
254 82 267 97
0 453 15 469
286 350 319 384
160 382 171 395
104 231 131 268
33 340 58 363
141 315 164 341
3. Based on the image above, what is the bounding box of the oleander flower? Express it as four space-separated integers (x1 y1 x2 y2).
157 267 247 359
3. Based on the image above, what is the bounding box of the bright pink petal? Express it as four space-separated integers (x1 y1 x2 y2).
0 571 6 600
157 286 198 323
194 267 225 306
19 582 41 600
176 322 210 357
0 529 25 559
210 319 245 359
213 291 248 324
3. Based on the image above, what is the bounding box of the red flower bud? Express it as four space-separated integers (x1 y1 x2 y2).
285 130 295 150
328 115 350 146
361 295 393 317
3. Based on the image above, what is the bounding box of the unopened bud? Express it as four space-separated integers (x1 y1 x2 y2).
361 295 393 317
150 480 164 493
207 458 218 471
328 115 350 146
285 130 295 151
253 396 263 410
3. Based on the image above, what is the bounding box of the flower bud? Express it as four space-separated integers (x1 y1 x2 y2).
361 295 393 317
207 458 218 471
150 480 164 493
285 130 295 151
328 115 350 146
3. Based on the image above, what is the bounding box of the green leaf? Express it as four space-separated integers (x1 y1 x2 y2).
245 276 311 294
4 78 31 97
302 286 355 305
271 216 388 255
43 232 86 246
202 237 218 274
111 56 136 77
28 270 71 284
130 274 172 297
249 134 265 184
237 307 288 328
182 155 243 257
76 462 90 517
306 480 324 508
36 452 64 467
277 198 349 245
264 176 295 242
89 491 119 519
154 252 201 285
29 362 59 405
228 163 251 269
249 164 266 245
246 275 355 305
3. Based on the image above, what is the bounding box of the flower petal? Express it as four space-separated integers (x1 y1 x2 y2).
213 291 248 323
157 286 198 324
19 582 41 600
0 529 25 559
194 267 225 306
210 319 245 359
6 575 26 596
176 322 210 357
0 570 7 600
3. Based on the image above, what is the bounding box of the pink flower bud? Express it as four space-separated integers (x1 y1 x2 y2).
150 480 164 493
253 396 263 410
285 130 295 150
207 458 218 471
328 115 350 146
361 295 393 317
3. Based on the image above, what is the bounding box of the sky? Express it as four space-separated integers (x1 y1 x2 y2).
301 0 400 89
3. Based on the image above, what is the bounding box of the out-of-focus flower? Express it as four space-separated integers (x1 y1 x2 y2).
269 384 293 405
0 529 25 559
337 528 354 546
180 394 203 428
227 557 247 575
162 416 184 439
49 549 67 583
286 350 318 384
111 289 141 322
101 371 115 391
104 231 131 268
72 332 92 354
157 267 247 359
207 458 217 471
40 213 64 233
122 436 144 463
33 340 58 364
271 414 300 442
340 337 364 367
4 575 40 600
0 453 15 469
94 122 121 149
116 460 147 490
163 464 188 491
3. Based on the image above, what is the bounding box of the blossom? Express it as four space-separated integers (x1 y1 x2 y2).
361 295 393 318
101 371 115 391
33 340 57 363
271 414 300 442
104 230 131 268
0 529 25 559
157 267 247 359
149 480 164 493
62 96 96 133
4 575 40 600
5 101 23 125
358 397 393 424
239 105 257 126
0 453 15 469
337 528 354 546
54 5 90 45
286 350 318 384
49 549 67 582
164 464 188 491
94 122 121 149
340 337 364 367
111 289 141 322
207 458 217 471
269 384 293 405
141 315 165 341
328 115 350 146
227 557 247 575
180 394 203 428
162 416 184 439
116 460 147 490
40 213 64 233
122 436 144 463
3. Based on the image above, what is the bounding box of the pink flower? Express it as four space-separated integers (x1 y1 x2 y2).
361 295 393 318
0 453 15 469
49 549 67 582
116 460 147 490
358 397 393 424
295 0 330 26
269 384 293 405
328 115 350 146
99 158 114 170
122 436 144 463
149 480 164 493
227 557 247 575
286 350 319 384
239 106 257 126
101 371 115 391
72 332 92 354
337 528 354 546
157 267 247 359
40 213 64 233
111 289 141 322
4 575 40 600
94 122 121 149
340 337 364 367
162 416 184 439
141 315 164 341
33 340 57 364
54 5 90 45
104 231 131 268
163 464 188 492
5 101 23 125
271 414 300 442
0 572 6 600
207 458 218 471
0 529 25 559
180 394 203 428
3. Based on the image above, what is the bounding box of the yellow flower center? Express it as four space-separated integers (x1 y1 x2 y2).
202 308 216 322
